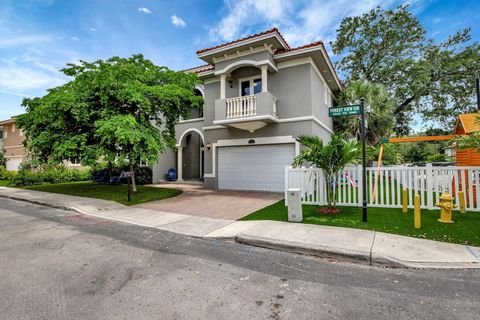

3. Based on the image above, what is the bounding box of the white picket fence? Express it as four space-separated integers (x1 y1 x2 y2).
285 164 480 211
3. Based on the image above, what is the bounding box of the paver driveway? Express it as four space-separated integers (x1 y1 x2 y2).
136 183 283 220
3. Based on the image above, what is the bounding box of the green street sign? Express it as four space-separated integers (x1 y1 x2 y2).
328 104 361 117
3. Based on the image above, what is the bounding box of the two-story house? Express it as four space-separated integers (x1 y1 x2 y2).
152 28 342 192
0 116 28 171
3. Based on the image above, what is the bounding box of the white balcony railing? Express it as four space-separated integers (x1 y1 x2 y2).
226 95 256 119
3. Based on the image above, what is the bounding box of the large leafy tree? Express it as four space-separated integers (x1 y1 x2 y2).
331 5 480 135
335 80 395 146
17 54 202 190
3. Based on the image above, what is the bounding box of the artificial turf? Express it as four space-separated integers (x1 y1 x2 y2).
240 200 480 246
22 181 182 206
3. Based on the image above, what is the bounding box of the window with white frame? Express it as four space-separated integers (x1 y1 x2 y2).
239 76 262 96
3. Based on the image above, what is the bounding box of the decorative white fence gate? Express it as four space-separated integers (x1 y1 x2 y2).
285 165 480 211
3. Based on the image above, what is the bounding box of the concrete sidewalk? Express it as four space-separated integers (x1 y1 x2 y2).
1 187 479 269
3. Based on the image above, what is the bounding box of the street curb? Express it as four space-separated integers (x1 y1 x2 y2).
0 193 79 213
2 192 480 269
235 235 372 266
235 235 480 269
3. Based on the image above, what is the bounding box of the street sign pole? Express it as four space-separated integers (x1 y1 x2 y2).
360 98 367 223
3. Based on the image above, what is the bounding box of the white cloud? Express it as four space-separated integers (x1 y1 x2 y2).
171 15 186 28
0 34 53 48
138 7 152 14
71 36 79 41
90 27 97 32
208 0 429 47
0 64 65 92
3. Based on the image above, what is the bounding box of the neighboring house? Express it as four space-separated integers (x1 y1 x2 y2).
152 28 342 192
0 126 3 151
0 116 27 171
0 116 83 170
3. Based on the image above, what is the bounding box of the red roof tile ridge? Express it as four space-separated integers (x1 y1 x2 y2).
274 40 324 54
196 27 290 55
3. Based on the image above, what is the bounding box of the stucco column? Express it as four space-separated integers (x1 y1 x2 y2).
220 74 227 99
261 65 268 93
177 147 183 181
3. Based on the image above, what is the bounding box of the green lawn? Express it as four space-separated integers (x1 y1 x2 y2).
23 181 182 206
0 180 9 187
241 200 480 246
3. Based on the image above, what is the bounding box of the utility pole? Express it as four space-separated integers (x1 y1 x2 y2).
360 98 367 223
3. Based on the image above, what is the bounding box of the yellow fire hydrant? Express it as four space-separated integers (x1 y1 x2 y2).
435 192 457 223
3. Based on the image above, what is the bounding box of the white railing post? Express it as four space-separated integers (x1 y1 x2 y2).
426 163 434 209
285 166 289 206
357 165 363 207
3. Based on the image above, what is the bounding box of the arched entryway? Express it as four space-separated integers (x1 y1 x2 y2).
177 129 205 182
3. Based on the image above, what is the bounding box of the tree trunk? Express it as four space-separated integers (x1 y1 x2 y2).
129 162 137 192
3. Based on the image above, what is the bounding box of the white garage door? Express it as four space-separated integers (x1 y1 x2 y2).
218 144 295 192
6 157 22 171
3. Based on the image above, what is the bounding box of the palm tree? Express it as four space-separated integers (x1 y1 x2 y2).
292 134 362 211
336 80 396 146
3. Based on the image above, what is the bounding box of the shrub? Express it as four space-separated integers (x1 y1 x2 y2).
134 166 152 185
0 168 16 181
8 164 92 187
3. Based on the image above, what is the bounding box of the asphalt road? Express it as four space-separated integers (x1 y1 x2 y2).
0 197 479 320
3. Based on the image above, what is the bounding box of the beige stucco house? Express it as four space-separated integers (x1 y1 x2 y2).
0 116 28 171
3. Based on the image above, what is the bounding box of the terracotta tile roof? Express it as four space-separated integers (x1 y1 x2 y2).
196 27 290 55
273 41 324 55
183 64 214 74
457 113 480 134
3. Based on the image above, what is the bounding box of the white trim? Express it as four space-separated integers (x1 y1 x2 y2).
3 144 24 149
198 33 289 58
202 125 225 130
204 77 220 84
5 155 22 159
206 135 297 178
277 116 333 134
238 75 262 96
176 128 205 147
214 59 277 75
213 115 278 126
179 118 204 124
197 70 215 77
194 84 205 97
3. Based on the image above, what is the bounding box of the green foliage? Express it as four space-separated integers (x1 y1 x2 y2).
7 165 91 187
90 163 153 185
372 143 404 165
292 134 362 208
332 5 480 134
426 153 448 163
335 80 396 145
17 54 202 166
0 168 16 181
0 149 6 168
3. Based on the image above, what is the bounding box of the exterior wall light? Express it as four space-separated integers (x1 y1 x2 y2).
206 143 211 150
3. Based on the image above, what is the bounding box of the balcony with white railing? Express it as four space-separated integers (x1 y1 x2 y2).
214 92 278 132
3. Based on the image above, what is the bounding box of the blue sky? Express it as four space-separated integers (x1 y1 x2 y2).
1 0 479 123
